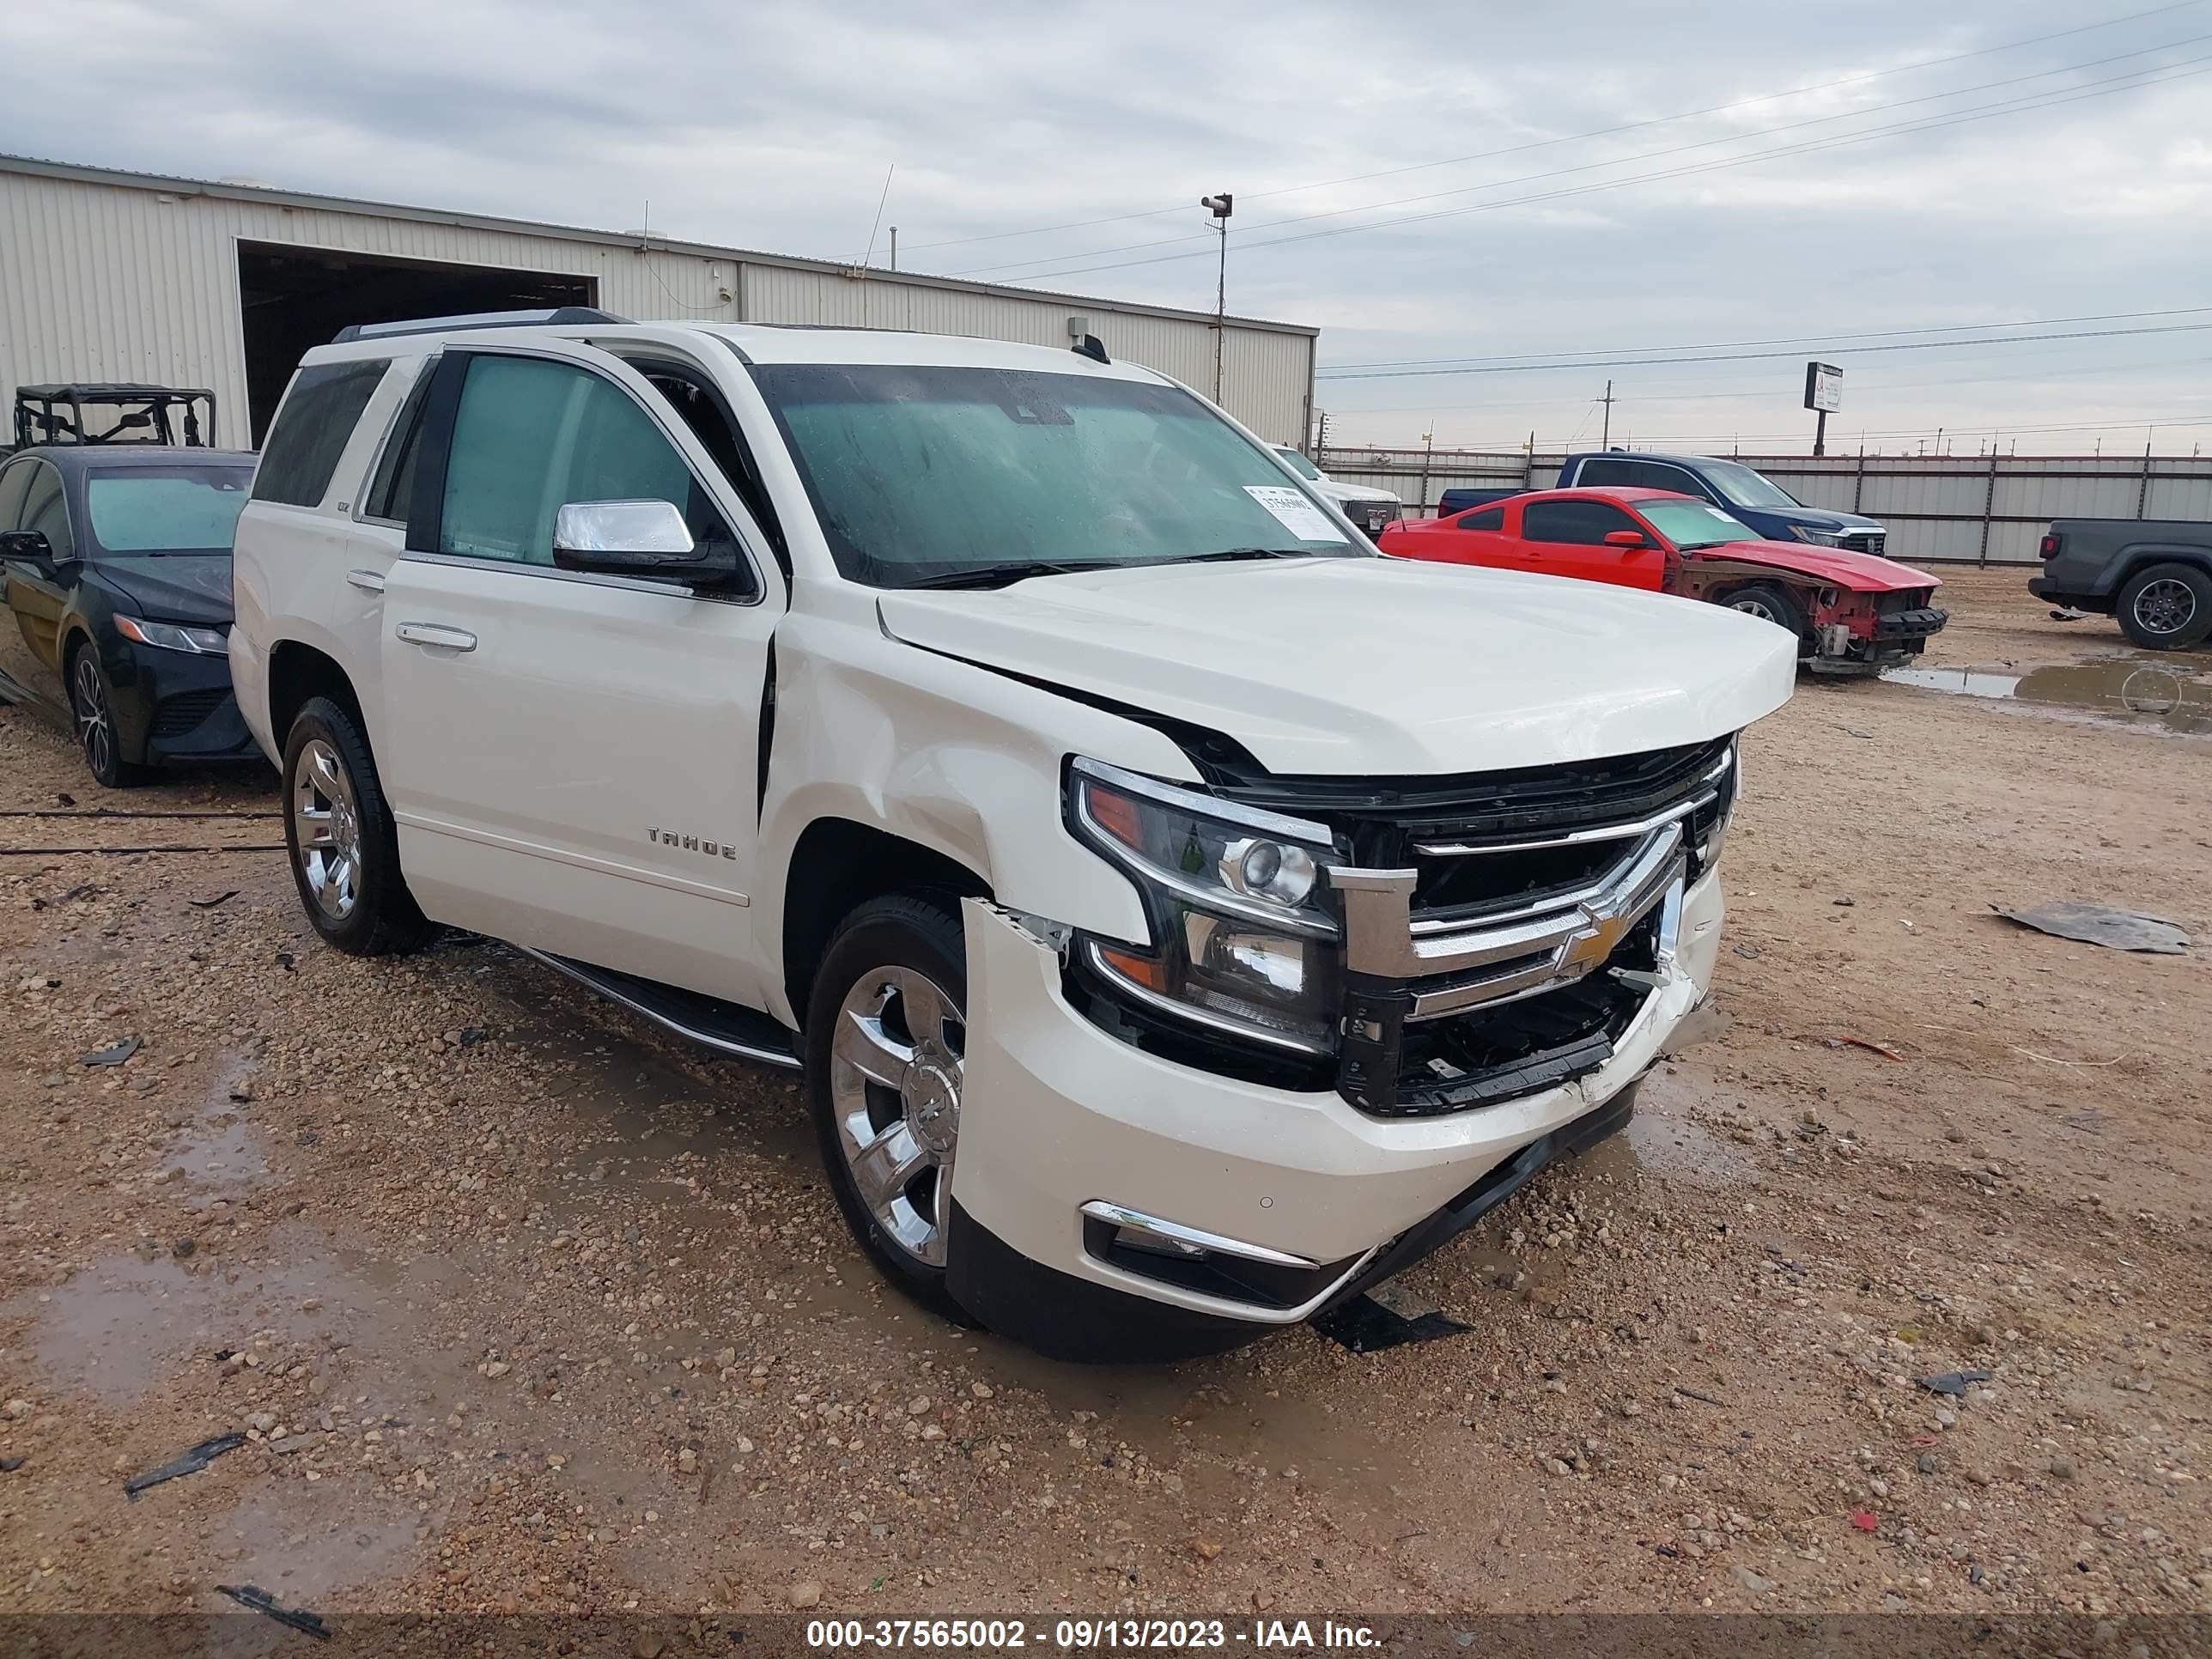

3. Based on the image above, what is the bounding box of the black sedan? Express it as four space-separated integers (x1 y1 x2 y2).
0 446 261 787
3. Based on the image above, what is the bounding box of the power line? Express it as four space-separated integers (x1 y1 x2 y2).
1317 306 2212 375
901 0 2204 253
1335 410 2212 450
955 31 2209 278
1317 322 2212 382
1347 353 2212 416
983 55 2212 287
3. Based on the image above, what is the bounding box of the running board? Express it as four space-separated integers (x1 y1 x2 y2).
514 946 803 1071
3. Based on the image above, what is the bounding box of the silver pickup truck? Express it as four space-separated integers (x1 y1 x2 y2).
2030 519 2212 650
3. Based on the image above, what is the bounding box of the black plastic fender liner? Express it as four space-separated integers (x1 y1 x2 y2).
944 1200 1276 1364
1316 1079 1641 1316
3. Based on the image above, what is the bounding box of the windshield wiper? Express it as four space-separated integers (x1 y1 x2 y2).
1170 548 1318 564
895 560 1121 591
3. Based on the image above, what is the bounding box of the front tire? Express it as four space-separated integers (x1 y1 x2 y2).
69 645 145 789
2116 562 2212 651
806 895 973 1323
281 696 437 957
1723 582 1808 653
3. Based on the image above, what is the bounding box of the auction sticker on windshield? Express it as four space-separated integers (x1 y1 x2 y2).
1243 485 1348 544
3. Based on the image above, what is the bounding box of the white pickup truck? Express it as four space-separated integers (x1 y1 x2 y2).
229 314 1794 1360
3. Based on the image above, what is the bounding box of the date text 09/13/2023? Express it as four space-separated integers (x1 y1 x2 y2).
805 1617 1382 1650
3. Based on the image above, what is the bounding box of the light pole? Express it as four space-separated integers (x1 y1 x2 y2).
1200 193 1233 404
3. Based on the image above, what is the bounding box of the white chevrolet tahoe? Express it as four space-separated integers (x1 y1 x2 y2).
230 313 1794 1361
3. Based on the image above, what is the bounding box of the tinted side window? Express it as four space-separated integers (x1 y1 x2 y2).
252 360 390 507
1458 507 1504 531
0 459 33 529
363 363 434 524
1522 500 1638 544
20 462 74 558
439 356 732 565
1641 463 1711 499
1574 458 1635 487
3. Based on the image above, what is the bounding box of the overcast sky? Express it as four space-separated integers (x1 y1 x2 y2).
4 0 2209 453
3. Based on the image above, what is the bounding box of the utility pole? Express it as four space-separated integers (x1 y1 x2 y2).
1200 193 1233 404
1600 379 1614 448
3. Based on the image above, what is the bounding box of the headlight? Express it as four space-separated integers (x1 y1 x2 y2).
1066 758 1342 1054
115 616 228 655
1789 525 1843 547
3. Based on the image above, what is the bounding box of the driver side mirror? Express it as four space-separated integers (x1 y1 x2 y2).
0 529 54 568
1603 529 1650 550
551 500 745 591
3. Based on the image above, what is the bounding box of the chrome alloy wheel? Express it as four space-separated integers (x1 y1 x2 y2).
829 965 966 1267
2130 577 2197 638
1730 593 1784 624
71 653 115 779
292 738 363 921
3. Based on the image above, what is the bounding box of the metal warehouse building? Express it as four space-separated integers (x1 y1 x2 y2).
1 155 1317 450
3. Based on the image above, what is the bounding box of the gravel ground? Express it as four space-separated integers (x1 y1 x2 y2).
1 568 2207 1624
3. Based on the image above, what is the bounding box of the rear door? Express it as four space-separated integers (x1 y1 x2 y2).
1519 497 1667 589
375 341 785 1005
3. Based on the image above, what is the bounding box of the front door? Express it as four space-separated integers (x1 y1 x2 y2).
0 459 79 718
1518 497 1667 590
375 343 784 1006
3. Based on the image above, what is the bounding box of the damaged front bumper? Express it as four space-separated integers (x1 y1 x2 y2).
943 870 1723 1361
1808 605 1949 675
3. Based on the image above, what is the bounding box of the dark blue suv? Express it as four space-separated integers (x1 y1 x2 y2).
1556 450 1889 556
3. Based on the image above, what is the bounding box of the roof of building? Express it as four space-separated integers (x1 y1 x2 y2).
0 154 1316 338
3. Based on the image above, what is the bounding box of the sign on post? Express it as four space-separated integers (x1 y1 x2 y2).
1804 361 1842 455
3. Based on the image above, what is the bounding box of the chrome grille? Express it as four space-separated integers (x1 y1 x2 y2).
1840 530 1887 556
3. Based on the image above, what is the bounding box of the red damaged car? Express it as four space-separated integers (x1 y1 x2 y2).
1378 486 1947 675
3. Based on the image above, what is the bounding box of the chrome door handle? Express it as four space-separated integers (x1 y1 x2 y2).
346 568 386 593
394 622 477 652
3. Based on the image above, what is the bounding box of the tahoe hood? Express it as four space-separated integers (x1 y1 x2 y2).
879 556 1796 776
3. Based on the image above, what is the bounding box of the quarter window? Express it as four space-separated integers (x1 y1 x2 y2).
438 356 733 566
1522 499 1640 544
1456 507 1504 531
362 362 434 524
252 360 391 507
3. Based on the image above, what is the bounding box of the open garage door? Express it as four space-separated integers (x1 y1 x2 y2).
237 242 597 444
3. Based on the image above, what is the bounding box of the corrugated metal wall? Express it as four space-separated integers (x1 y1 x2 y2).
1 165 1316 447
1319 447 2212 565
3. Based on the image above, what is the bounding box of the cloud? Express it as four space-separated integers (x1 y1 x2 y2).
3 0 2206 450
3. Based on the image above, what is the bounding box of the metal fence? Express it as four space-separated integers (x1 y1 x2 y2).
1316 447 2212 566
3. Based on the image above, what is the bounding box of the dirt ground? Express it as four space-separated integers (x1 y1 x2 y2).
1 567 2207 1627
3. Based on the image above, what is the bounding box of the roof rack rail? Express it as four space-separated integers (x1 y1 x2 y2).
331 307 632 343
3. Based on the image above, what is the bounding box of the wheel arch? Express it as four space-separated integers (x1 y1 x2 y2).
267 640 365 751
2112 544 2212 591
781 817 993 1035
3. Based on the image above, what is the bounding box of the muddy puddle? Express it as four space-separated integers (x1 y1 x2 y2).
1884 653 2212 736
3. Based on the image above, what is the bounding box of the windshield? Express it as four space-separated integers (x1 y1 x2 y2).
1270 445 1325 482
750 364 1364 587
1638 500 1757 550
1698 459 1802 511
85 467 252 555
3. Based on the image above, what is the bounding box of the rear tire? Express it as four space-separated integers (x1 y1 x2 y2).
281 696 438 957
1722 582 1807 652
2116 562 2212 651
806 895 972 1324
